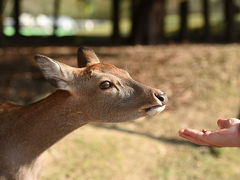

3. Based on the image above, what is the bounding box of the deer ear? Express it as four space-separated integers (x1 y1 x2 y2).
77 47 100 68
35 55 75 90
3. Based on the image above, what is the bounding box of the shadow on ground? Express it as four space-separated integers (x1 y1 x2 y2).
92 124 222 157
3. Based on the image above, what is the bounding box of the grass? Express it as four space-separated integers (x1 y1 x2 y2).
0 45 239 180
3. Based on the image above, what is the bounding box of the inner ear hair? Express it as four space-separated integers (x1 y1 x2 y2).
35 54 75 90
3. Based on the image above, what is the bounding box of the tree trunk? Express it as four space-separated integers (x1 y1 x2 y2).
179 0 188 41
0 0 3 36
0 0 3 46
202 0 210 41
148 0 166 44
224 0 234 42
130 0 166 44
130 0 142 44
53 0 60 36
14 0 20 36
112 0 120 42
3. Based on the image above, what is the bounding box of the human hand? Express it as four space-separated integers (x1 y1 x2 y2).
179 118 240 147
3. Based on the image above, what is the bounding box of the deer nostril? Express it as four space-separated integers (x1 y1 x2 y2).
154 93 168 104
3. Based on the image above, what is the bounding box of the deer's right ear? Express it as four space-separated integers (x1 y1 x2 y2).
35 55 75 90
77 47 100 68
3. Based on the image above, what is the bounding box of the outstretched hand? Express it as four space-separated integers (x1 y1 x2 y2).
179 118 240 147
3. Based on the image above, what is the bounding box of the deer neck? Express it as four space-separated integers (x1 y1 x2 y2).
4 90 89 163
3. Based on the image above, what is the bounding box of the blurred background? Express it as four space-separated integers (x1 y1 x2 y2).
1 0 240 44
0 0 240 179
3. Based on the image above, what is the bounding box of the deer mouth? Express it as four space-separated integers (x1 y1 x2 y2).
144 105 166 116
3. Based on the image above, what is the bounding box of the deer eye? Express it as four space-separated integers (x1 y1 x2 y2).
99 81 112 90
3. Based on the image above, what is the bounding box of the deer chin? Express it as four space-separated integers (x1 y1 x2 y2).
144 105 166 116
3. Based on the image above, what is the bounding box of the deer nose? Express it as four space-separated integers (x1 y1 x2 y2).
154 92 168 105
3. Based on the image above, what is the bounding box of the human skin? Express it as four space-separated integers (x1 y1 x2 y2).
179 118 240 147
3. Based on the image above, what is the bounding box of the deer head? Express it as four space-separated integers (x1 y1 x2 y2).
35 47 167 123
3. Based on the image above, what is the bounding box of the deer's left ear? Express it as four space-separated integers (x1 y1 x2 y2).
77 47 100 68
35 55 75 90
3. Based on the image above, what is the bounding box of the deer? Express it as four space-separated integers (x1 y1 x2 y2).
0 47 168 180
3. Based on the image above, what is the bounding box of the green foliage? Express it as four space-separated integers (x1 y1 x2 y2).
20 0 112 19
21 0 55 16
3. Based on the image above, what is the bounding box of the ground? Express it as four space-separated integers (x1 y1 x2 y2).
0 45 240 180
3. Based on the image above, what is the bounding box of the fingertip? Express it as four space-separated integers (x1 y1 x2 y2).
217 119 230 129
179 129 185 134
182 128 191 133
178 130 186 138
218 118 227 121
217 119 223 128
182 129 205 138
217 119 227 124
179 129 190 135
217 118 240 129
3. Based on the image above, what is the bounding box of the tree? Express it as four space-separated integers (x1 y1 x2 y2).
130 0 166 44
53 0 61 35
202 0 210 41
112 0 120 41
0 0 4 38
224 0 235 42
14 0 20 36
178 0 188 41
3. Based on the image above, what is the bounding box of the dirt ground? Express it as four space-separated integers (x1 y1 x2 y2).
0 45 240 180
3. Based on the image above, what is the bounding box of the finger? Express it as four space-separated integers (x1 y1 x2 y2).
217 119 228 129
179 128 204 137
179 130 208 146
179 129 221 147
179 129 215 146
217 118 240 129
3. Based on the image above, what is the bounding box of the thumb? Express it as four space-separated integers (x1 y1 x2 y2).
217 118 240 129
